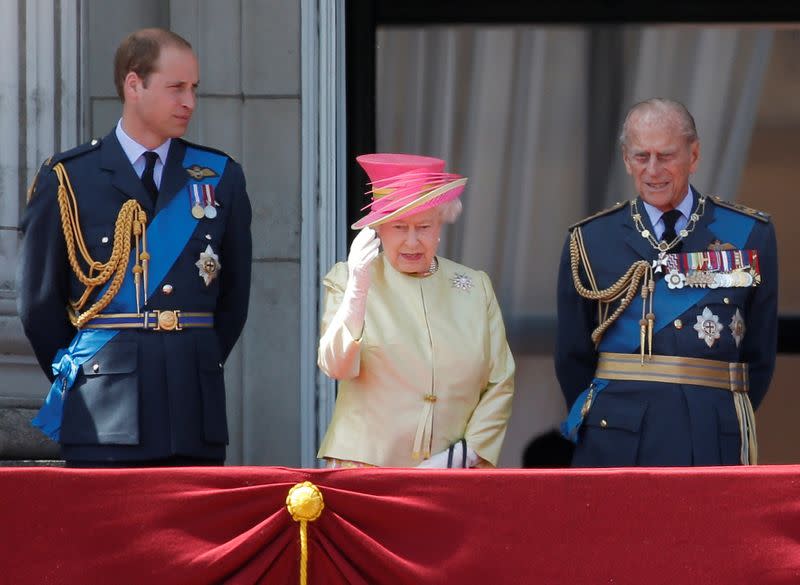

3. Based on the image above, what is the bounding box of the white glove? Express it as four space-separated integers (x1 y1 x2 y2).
340 227 380 338
416 442 479 468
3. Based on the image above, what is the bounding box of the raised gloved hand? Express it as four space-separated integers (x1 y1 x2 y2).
416 442 479 468
341 227 380 338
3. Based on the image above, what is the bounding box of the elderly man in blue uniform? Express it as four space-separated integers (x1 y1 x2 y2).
17 28 252 467
557 98 777 467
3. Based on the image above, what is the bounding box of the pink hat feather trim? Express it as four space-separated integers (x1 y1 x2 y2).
351 153 467 229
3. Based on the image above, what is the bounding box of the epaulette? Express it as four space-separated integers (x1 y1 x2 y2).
708 195 770 223
177 138 235 162
27 138 102 202
47 137 103 167
569 200 629 230
26 155 53 202
27 138 102 201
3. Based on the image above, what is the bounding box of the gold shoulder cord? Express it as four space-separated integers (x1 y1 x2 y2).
54 162 149 328
569 227 656 361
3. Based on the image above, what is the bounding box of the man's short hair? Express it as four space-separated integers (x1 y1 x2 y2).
113 28 193 100
619 98 699 146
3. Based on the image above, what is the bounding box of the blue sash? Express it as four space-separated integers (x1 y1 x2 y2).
33 146 228 440
561 205 756 442
561 379 608 443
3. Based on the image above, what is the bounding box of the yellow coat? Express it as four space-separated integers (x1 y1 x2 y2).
317 254 515 467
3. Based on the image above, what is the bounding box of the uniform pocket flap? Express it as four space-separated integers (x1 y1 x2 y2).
81 341 137 376
585 394 647 433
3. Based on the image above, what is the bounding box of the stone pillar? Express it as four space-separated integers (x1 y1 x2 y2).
0 0 82 463
168 0 304 465
4 0 321 467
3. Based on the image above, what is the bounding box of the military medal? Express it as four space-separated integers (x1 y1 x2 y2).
729 309 746 347
666 269 685 289
738 271 754 287
190 184 205 219
693 307 723 348
658 249 761 290
195 244 221 286
203 184 218 219
652 252 669 274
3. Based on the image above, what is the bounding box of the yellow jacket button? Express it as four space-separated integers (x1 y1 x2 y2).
673 319 683 329
600 419 608 428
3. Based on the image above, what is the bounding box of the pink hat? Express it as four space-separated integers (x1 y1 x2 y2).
351 153 468 229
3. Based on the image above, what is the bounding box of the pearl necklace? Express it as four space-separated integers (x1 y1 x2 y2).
417 258 439 277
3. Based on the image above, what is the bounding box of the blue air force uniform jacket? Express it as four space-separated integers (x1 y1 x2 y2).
555 191 777 466
17 130 252 462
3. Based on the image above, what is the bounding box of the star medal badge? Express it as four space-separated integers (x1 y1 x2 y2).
189 184 205 219
729 308 746 348
196 245 221 286
693 307 724 348
203 184 218 219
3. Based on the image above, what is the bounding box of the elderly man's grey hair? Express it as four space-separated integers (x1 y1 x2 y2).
619 98 699 147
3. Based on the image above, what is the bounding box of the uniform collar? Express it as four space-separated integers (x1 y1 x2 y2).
640 186 694 226
115 119 171 166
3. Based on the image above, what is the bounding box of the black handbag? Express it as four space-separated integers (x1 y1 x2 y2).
446 438 468 468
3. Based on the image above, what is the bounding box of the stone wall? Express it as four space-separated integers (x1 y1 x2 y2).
0 0 309 466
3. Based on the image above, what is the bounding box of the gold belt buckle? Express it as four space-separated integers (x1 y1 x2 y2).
154 310 182 331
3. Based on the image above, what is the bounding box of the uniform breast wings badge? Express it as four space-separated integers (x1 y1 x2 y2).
708 239 736 251
185 165 219 181
693 307 724 348
196 245 221 286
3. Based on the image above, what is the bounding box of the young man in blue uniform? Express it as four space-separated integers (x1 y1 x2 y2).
17 28 252 467
557 98 777 467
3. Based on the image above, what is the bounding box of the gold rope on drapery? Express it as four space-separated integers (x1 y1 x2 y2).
286 482 325 585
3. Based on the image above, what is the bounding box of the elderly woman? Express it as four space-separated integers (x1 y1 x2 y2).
317 153 515 468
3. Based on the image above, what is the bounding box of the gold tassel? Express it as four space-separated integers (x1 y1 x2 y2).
647 277 656 358
133 218 142 314
139 209 150 306
639 278 649 364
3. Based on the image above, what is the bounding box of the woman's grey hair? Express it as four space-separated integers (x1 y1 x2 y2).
437 198 463 224
619 98 698 146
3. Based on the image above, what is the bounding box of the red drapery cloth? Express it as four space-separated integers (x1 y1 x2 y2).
2 466 799 584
